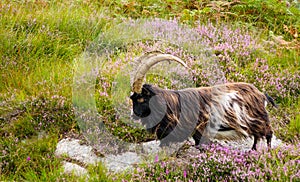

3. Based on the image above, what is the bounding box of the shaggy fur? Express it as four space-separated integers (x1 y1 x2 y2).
130 82 276 150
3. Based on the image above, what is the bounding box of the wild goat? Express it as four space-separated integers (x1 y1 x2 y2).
130 52 277 150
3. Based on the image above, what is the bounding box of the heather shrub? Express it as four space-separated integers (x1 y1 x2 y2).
0 96 76 176
95 18 300 101
248 58 300 100
131 143 300 181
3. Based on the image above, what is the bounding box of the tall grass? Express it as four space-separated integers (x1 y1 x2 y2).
0 1 108 99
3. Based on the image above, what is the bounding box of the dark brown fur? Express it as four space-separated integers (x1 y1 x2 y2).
131 82 275 150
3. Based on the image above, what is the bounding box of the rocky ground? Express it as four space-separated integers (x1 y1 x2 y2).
55 135 283 176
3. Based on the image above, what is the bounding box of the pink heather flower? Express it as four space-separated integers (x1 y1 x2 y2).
283 166 287 175
154 155 159 163
27 156 31 161
183 170 187 178
99 91 108 97
166 169 169 175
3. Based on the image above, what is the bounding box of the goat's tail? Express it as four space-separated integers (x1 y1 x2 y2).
265 93 278 108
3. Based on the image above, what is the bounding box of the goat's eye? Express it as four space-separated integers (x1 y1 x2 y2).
137 98 145 103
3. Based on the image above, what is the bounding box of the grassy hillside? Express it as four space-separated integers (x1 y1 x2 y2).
0 0 299 181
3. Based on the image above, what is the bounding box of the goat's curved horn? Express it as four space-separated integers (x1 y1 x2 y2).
132 52 189 93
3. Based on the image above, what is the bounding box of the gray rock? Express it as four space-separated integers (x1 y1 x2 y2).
101 152 141 173
142 140 160 154
213 135 283 151
55 138 100 165
62 161 89 177
55 138 143 173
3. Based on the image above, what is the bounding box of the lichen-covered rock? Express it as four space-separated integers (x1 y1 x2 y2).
55 138 101 165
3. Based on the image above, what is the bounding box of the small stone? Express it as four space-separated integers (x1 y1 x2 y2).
62 161 89 177
142 140 160 154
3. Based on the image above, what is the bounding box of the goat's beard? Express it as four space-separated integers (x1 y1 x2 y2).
140 106 193 145
140 114 178 140
132 102 179 141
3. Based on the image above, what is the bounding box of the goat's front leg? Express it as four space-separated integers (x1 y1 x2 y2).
252 135 258 150
193 130 211 150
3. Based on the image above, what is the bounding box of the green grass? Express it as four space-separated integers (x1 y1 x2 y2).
0 1 108 99
0 0 299 181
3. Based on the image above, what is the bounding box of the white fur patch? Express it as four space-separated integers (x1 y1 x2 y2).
218 92 237 109
207 89 251 140
264 100 268 107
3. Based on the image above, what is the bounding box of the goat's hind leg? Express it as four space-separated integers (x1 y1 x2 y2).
252 131 272 151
